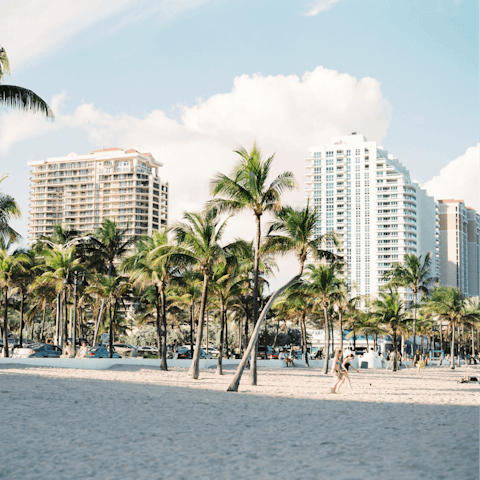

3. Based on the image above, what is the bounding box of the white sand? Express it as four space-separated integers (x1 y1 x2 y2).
1 363 478 480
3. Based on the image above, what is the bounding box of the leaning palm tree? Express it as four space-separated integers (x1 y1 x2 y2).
384 253 437 356
170 208 229 379
210 143 298 385
0 174 21 244
0 44 54 119
86 274 130 358
227 203 334 391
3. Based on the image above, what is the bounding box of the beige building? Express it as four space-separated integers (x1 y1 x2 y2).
28 148 168 244
438 199 480 297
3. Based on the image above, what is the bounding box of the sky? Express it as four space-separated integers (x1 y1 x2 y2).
0 0 479 285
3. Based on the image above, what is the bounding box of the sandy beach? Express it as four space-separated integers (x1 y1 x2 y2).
1 363 478 480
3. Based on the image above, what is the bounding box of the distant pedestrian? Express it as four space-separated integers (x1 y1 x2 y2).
336 353 359 393
330 348 343 393
76 342 88 359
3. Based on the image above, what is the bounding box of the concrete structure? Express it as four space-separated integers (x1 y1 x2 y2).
305 133 439 299
28 148 168 243
438 200 480 297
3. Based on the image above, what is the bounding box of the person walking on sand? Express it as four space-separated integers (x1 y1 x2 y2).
330 348 344 393
336 353 360 392
417 355 426 376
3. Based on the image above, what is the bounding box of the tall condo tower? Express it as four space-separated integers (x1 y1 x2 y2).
438 200 480 297
304 133 439 299
28 148 168 244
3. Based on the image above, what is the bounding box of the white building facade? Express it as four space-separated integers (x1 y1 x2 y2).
305 133 439 299
438 200 480 297
28 148 168 244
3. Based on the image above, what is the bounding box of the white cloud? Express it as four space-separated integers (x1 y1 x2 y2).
2 66 391 287
304 0 343 16
0 0 212 69
53 66 391 222
423 144 480 211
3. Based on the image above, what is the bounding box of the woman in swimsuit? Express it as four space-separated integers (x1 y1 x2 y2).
330 348 344 393
336 354 359 392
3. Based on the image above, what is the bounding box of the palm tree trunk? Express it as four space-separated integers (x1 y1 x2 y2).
339 311 344 354
302 313 309 367
155 292 162 366
249 214 262 386
19 292 25 348
39 307 46 342
412 290 417 357
109 303 114 358
3 288 9 357
55 293 61 345
63 291 68 348
244 308 249 353
189 273 209 379
457 326 461 367
392 330 398 372
450 323 455 370
323 306 330 374
227 267 304 392
225 312 229 359
217 303 225 375
160 287 168 371
353 322 356 352
238 318 242 355
189 300 194 354
273 321 279 349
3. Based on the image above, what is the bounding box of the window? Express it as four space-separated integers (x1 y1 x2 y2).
314 152 322 158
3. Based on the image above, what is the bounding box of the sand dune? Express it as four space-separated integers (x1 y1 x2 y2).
1 364 478 480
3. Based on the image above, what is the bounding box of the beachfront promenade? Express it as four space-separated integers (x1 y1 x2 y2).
1 363 478 480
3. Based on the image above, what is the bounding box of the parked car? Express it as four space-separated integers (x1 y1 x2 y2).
13 343 63 358
258 346 273 359
85 346 121 358
177 346 212 359
138 346 159 357
113 343 138 357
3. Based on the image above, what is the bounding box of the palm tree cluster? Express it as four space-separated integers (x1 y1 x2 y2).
1 143 479 387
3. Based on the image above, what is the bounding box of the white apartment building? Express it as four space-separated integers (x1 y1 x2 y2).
305 133 439 299
28 148 168 244
438 200 480 297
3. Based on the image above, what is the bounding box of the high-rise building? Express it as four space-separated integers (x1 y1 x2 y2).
305 133 439 299
28 148 168 244
438 200 480 297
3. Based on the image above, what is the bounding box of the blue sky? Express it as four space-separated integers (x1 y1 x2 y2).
0 0 479 247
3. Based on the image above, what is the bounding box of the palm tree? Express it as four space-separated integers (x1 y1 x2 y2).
123 231 182 370
0 245 28 356
86 274 130 358
370 287 407 372
12 248 37 347
0 45 54 119
0 174 21 244
303 263 342 374
34 244 81 347
210 143 297 385
227 203 334 391
425 287 476 370
209 256 243 374
87 219 136 345
384 253 437 356
170 208 229 379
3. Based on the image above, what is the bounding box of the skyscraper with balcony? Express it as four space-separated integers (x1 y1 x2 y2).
438 200 480 297
28 148 168 244
304 133 439 299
